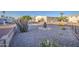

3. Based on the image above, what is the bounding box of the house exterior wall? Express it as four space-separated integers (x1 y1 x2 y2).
67 16 79 23
18 15 79 23
35 16 47 22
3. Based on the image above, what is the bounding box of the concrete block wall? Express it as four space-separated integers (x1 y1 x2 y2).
0 27 16 47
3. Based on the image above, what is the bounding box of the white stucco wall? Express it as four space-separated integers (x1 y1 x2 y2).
35 16 47 22
68 16 79 23
35 15 79 23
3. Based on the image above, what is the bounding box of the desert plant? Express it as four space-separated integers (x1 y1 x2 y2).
57 16 64 21
40 39 60 47
16 16 32 32
57 12 68 26
40 39 51 47
16 20 28 32
17 23 27 32
52 40 60 47
57 16 68 22
21 16 32 21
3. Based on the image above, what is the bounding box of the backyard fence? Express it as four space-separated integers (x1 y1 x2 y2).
70 23 79 40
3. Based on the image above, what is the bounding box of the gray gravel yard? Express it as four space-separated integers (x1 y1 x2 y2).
9 24 79 47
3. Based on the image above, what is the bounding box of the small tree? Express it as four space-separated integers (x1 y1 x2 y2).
20 16 32 25
17 16 32 32
1 11 5 18
57 16 68 22
21 16 32 21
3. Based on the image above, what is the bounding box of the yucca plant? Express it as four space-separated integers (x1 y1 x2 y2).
17 22 27 32
40 39 51 47
16 16 32 32
40 39 60 47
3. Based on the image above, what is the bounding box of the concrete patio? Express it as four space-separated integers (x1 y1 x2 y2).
10 24 79 47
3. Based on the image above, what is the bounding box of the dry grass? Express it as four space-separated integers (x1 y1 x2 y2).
0 24 16 29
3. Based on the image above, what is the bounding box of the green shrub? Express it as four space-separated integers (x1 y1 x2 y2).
40 39 51 47
40 39 60 47
16 22 28 32
16 16 32 32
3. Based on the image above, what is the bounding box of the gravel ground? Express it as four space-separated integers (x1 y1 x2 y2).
0 28 12 38
0 24 16 38
9 24 79 47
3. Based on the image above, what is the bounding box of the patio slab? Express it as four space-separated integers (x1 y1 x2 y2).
10 25 79 47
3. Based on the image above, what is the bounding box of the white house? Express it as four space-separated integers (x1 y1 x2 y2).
35 16 47 22
67 15 79 23
16 15 79 23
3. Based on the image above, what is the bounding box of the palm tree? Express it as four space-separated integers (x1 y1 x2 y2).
2 11 5 14
57 16 68 22
57 11 65 26
1 11 5 18
59 11 64 21
1 11 6 25
60 11 64 17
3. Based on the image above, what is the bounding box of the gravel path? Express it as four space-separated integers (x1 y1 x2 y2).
10 25 79 47
0 24 16 38
0 28 12 38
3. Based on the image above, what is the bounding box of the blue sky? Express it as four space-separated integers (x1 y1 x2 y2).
0 11 79 17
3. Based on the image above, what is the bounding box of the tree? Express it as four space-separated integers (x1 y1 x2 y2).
59 11 64 21
1 11 5 18
2 11 5 14
17 16 32 32
57 12 66 26
57 16 68 22
21 16 32 21
20 16 32 25
60 11 64 17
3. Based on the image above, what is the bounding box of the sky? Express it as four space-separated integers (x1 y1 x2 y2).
0 11 79 17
